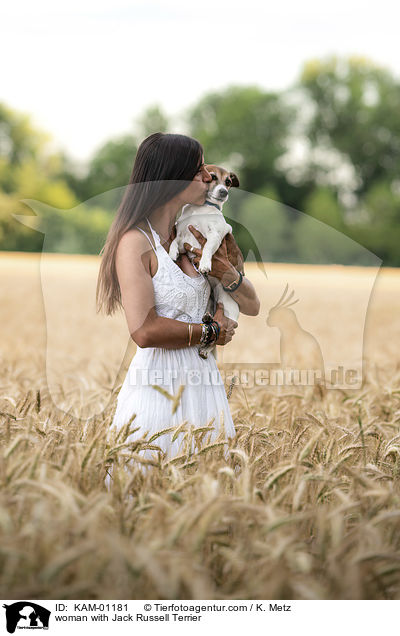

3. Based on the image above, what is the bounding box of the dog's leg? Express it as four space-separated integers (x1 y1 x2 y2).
168 237 181 261
211 278 240 323
197 276 239 359
198 233 221 273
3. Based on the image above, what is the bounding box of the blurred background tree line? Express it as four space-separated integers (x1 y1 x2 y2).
1 55 399 265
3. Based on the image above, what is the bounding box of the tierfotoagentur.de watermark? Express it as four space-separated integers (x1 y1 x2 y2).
129 365 360 389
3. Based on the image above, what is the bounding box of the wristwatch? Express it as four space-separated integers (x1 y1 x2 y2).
222 269 244 292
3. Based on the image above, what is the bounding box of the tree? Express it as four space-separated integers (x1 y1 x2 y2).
135 104 169 138
63 134 138 201
303 186 344 231
0 102 79 251
0 102 52 193
60 104 170 202
186 85 294 196
345 180 400 265
299 55 400 198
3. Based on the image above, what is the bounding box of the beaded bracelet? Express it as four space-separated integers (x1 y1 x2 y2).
199 312 221 346
210 320 220 341
199 321 220 346
210 321 220 344
199 323 207 346
199 323 212 346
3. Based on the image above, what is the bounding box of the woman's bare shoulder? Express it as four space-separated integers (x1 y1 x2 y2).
116 228 153 275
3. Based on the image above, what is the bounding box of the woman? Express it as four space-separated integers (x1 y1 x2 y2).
96 132 260 477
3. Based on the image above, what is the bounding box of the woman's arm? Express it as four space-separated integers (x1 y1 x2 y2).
116 230 203 348
219 265 260 316
136 312 204 349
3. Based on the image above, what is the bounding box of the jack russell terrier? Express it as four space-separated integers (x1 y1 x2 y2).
169 165 240 358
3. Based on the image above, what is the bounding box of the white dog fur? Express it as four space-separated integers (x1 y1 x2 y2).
169 165 240 358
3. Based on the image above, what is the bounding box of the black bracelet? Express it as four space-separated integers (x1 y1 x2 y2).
200 313 220 346
200 321 219 346
222 270 243 292
209 323 218 344
211 320 220 341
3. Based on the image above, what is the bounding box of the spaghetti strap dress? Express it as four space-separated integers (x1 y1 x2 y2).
106 218 236 482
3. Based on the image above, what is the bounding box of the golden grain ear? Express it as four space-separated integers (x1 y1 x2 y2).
230 172 239 187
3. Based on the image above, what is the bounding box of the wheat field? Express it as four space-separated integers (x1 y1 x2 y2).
1 252 400 600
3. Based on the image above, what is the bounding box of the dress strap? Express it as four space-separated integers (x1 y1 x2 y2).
136 224 157 255
146 218 161 246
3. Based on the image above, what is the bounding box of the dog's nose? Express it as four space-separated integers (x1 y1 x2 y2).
219 187 228 198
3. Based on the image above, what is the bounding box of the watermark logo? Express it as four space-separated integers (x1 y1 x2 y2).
13 182 381 419
2 602 51 633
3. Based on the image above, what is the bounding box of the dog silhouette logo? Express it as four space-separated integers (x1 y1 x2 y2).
2 602 51 633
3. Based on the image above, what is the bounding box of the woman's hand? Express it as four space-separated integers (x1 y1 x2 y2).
224 231 245 275
213 302 238 345
184 225 242 282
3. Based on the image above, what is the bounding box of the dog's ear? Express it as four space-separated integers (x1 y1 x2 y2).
230 172 239 188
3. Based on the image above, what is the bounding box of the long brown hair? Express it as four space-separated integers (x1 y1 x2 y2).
96 132 204 315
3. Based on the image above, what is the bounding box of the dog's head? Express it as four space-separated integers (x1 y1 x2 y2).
204 164 239 206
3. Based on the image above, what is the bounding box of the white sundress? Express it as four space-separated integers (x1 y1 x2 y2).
106 218 236 482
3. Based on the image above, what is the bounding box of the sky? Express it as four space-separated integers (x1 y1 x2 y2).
1 0 400 167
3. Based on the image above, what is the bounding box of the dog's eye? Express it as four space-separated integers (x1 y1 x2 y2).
211 174 217 180
225 178 232 186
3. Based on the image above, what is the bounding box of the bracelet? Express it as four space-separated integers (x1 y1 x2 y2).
199 313 221 347
210 320 220 341
199 323 210 346
199 322 219 346
187 323 193 347
209 321 220 344
222 270 243 292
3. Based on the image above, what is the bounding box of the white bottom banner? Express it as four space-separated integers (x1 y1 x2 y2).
1 599 399 634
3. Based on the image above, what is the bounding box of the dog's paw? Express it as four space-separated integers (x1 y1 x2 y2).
169 244 180 261
198 255 212 273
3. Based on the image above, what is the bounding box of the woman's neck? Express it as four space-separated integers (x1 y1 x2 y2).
148 200 181 243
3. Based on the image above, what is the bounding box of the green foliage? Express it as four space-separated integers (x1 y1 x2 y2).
58 105 169 202
187 85 294 194
294 212 376 265
233 186 296 263
0 191 43 251
1 57 400 265
303 187 344 231
362 180 400 226
0 102 51 189
69 134 138 201
135 104 169 138
299 55 400 196
345 181 400 265
38 204 112 254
